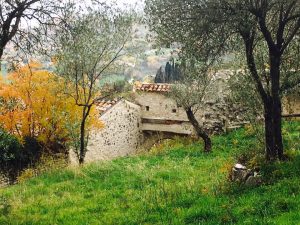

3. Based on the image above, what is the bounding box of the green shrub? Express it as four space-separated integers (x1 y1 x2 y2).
0 130 45 183
0 127 69 184
0 129 22 162
0 129 23 182
21 136 43 166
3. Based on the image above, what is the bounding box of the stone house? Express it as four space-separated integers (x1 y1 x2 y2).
74 82 300 164
70 99 142 164
133 83 248 135
75 83 249 164
133 83 195 135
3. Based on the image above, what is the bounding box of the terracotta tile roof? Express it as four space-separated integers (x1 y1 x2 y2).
134 83 171 92
94 98 121 114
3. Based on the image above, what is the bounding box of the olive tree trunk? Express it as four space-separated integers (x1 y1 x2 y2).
78 105 92 164
244 34 284 161
186 107 212 152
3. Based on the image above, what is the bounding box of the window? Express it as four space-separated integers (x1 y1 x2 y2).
146 106 150 111
172 109 177 113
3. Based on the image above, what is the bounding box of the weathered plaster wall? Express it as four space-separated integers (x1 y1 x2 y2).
141 122 194 135
135 92 189 121
134 91 248 135
70 100 142 164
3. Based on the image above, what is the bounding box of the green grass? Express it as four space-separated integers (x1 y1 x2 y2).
0 121 299 225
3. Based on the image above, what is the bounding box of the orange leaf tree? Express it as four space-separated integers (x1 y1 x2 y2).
0 62 102 155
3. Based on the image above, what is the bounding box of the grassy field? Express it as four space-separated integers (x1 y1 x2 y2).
0 121 299 225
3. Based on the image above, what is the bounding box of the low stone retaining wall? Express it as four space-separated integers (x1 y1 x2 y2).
202 101 249 134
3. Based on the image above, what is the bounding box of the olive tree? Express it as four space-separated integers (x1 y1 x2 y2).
55 3 134 164
170 58 214 152
146 0 300 161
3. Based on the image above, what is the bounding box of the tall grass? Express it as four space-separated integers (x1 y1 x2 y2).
0 121 299 225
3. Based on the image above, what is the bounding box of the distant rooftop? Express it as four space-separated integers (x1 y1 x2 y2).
134 83 172 93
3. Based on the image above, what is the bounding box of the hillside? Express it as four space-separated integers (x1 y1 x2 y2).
0 121 299 225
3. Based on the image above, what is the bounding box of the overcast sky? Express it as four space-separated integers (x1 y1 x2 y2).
110 0 143 5
106 0 144 10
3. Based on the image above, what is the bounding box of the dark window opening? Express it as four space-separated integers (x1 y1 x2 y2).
172 109 177 113
146 106 150 111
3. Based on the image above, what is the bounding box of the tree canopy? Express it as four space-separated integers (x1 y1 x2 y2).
146 0 300 160
0 0 66 60
54 3 134 164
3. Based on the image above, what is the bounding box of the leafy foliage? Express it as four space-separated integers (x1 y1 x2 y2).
0 62 102 162
0 129 23 180
145 0 300 160
170 58 216 111
54 3 134 163
0 62 81 147
0 62 104 180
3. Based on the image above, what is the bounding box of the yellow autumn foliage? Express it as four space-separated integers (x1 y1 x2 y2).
0 62 103 146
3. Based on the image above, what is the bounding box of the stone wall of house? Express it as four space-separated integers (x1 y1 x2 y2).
135 92 189 121
134 91 248 135
70 100 142 164
141 121 194 135
134 92 197 135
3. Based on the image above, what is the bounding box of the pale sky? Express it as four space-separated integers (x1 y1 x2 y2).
84 0 144 8
70 0 145 13
19 0 144 29
104 0 144 11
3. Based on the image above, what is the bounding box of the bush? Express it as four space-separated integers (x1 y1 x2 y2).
0 127 70 184
0 130 46 183
0 129 23 182
0 129 22 162
22 136 43 166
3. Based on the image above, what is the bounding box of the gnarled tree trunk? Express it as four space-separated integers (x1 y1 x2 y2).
243 34 284 161
78 105 92 164
270 54 284 160
264 100 276 161
186 107 211 152
263 94 283 161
